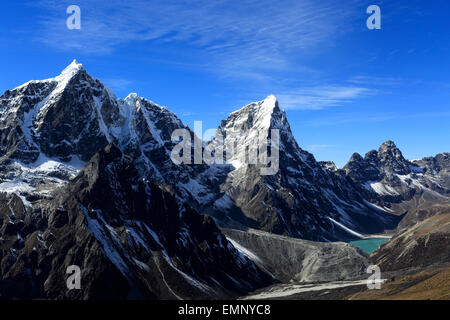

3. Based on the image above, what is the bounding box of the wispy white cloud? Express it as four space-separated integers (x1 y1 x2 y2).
102 78 133 92
347 76 403 87
305 144 335 152
276 86 375 110
31 0 359 78
173 110 196 117
305 111 450 126
31 0 379 111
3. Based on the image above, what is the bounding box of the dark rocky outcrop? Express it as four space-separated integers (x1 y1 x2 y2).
0 144 273 299
343 141 449 228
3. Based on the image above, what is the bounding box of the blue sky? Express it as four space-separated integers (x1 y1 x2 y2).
1 0 449 167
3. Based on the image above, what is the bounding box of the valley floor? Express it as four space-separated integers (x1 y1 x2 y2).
240 280 373 300
241 264 450 300
348 265 450 300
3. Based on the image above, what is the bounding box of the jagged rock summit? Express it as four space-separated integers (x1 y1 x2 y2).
343 140 449 229
0 143 272 299
0 61 447 244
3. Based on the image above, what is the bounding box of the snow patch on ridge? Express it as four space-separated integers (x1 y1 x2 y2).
364 181 399 196
328 217 364 239
0 154 84 197
227 238 263 264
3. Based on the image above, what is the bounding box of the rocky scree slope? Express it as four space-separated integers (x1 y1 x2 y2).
223 228 370 283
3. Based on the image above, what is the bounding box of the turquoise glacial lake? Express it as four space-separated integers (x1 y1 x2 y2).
349 238 390 254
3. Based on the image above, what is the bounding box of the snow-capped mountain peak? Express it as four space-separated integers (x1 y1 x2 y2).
59 59 84 78
257 94 279 115
13 60 85 92
227 94 281 130
124 92 139 103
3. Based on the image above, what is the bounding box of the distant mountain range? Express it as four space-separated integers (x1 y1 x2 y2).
0 61 448 299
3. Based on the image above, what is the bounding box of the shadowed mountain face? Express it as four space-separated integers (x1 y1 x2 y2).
203 96 402 240
0 61 112 163
344 140 419 187
0 61 406 242
0 61 448 243
0 144 272 299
